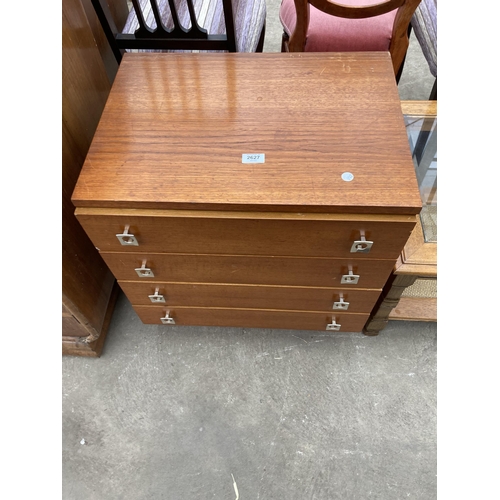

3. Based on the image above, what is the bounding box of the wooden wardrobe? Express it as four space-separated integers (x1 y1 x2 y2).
62 0 128 356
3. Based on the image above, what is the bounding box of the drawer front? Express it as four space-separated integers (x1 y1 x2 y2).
77 212 415 259
119 281 381 313
101 252 396 288
133 305 369 332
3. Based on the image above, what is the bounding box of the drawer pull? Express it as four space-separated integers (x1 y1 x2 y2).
350 233 373 253
341 270 360 284
326 318 341 331
333 296 349 310
116 225 139 246
135 260 154 278
160 311 175 325
148 287 166 303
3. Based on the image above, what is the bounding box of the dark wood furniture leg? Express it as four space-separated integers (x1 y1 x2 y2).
363 273 418 336
429 79 437 100
256 23 266 52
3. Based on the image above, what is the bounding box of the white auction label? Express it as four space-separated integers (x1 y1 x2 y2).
242 153 265 164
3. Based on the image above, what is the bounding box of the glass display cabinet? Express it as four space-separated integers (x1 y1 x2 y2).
364 100 437 335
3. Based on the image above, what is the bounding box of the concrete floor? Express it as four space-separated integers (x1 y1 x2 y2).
62 2 437 498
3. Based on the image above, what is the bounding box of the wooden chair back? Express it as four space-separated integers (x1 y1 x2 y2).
91 0 241 63
285 0 422 76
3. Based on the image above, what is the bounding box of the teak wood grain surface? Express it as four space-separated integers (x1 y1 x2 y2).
75 209 415 259
98 252 397 288
72 52 423 333
72 52 421 215
133 305 370 331
118 281 381 313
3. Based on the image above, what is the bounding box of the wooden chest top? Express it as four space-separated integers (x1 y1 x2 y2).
72 52 421 215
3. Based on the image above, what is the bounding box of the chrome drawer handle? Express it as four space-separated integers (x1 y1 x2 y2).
333 296 349 310
135 260 154 278
340 270 359 284
161 311 175 325
326 318 341 331
149 287 165 303
116 225 139 246
350 233 373 253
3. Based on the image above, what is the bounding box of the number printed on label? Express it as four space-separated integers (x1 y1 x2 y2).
242 153 265 164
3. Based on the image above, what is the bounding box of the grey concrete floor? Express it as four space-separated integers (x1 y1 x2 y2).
63 294 436 500
62 2 437 498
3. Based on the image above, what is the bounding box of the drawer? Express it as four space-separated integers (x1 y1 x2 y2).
133 305 369 332
101 252 396 288
76 209 416 260
119 281 381 313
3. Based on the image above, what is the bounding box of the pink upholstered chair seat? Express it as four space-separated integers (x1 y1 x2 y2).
279 0 398 52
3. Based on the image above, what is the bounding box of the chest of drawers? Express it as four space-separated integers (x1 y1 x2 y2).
72 52 421 333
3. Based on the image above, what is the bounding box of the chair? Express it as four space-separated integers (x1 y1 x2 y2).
91 0 266 63
279 0 422 80
410 0 437 98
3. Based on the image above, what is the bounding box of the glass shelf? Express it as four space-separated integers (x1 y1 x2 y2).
404 113 437 243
